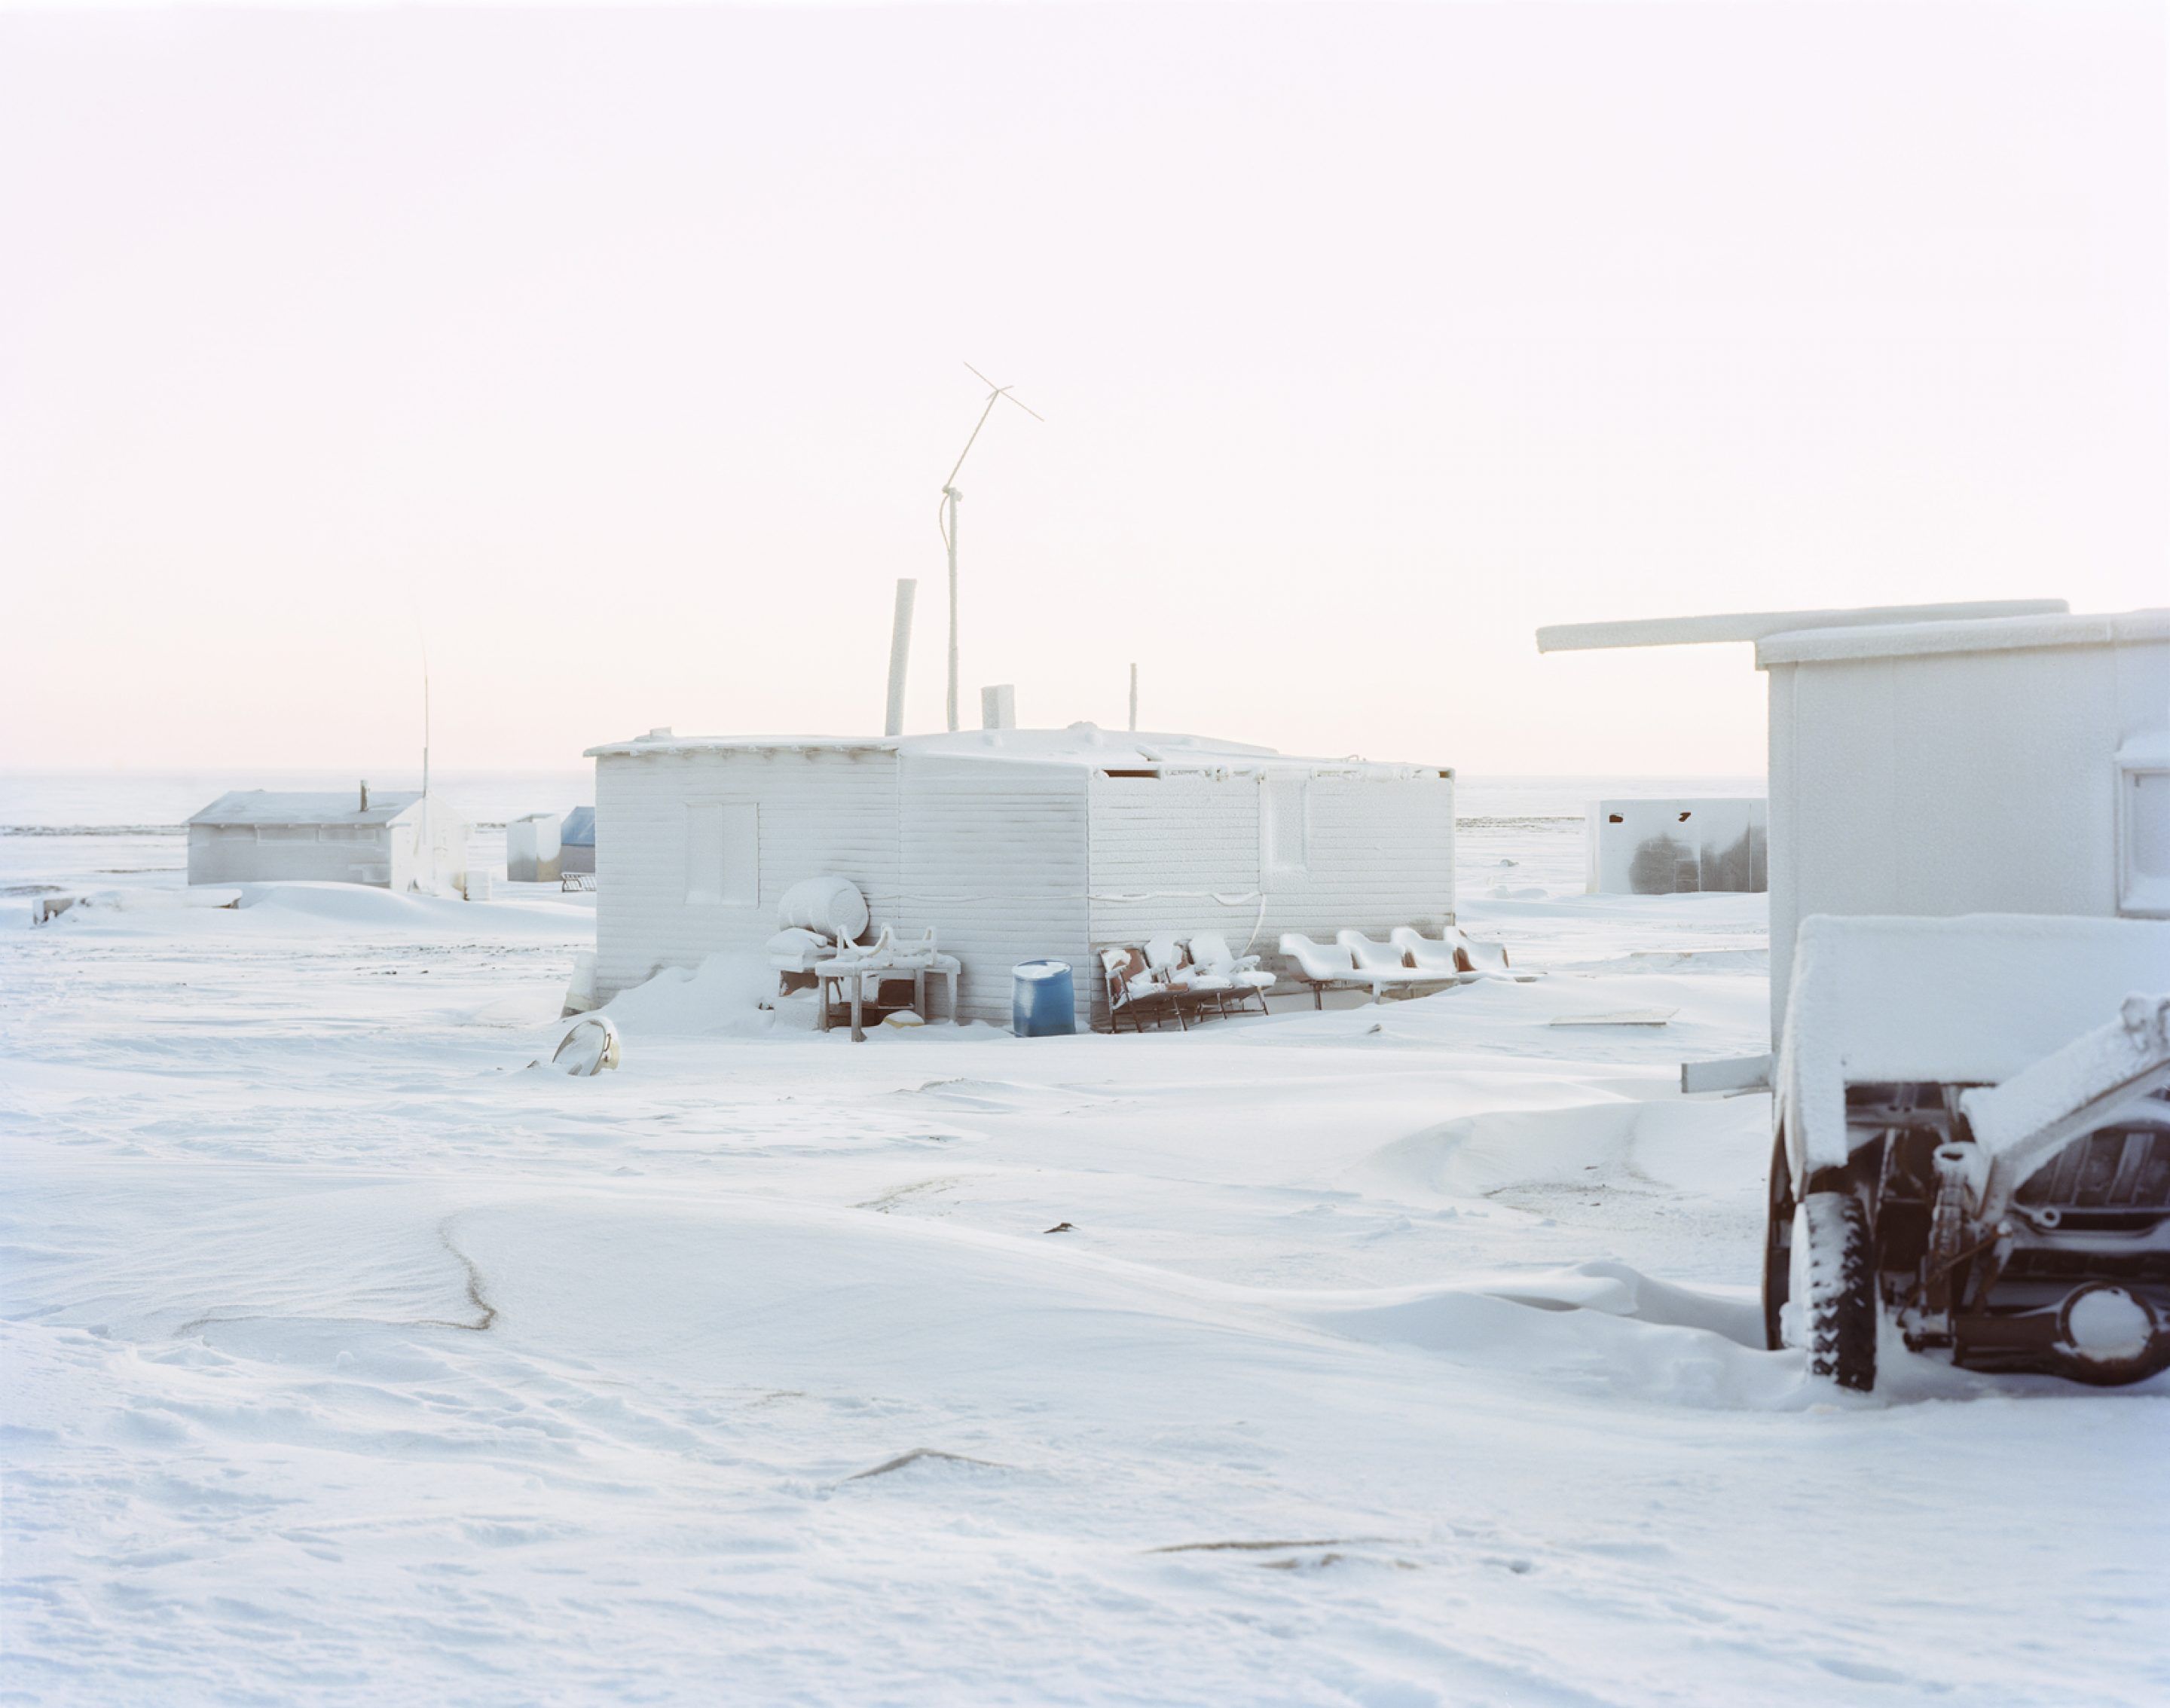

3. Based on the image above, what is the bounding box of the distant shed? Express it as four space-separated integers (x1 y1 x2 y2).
1587 798 1767 894
583 726 1457 1028
186 788 469 894
559 805 596 875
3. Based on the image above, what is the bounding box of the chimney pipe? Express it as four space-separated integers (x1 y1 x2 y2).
885 579 917 738
360 779 369 811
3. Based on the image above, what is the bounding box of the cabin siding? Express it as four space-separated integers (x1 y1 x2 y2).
1083 769 1456 1023
594 747 901 999
898 755 1091 1027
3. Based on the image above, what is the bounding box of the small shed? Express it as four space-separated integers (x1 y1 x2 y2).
582 725 1457 1028
1539 601 2170 1037
186 787 470 894
1587 798 1767 894
506 813 562 883
559 806 596 875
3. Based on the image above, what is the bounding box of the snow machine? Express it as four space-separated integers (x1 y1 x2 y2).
1762 915 2170 1392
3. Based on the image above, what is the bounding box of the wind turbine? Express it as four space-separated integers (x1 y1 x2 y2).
940 362 1042 732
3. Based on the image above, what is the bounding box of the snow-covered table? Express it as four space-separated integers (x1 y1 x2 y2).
814 953 961 1040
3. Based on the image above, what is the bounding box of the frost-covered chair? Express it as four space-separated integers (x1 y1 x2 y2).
1188 929 1275 1015
1145 932 1225 1021
1389 926 1471 979
1101 946 1183 1031
1279 933 1368 1008
1336 930 1456 999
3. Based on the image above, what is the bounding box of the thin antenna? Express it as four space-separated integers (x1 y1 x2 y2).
940 362 1042 732
420 633 432 800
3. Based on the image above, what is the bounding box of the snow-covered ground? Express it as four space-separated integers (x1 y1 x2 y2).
5 789 2165 1704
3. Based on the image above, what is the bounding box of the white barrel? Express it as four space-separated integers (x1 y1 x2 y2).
778 874 870 943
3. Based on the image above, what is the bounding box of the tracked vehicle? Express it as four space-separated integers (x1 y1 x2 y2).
1763 915 2170 1392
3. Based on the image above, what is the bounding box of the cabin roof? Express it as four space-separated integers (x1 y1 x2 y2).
583 724 1450 777
1753 607 2170 667
1534 599 2066 654
187 790 426 827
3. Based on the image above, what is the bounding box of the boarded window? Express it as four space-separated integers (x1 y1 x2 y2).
1261 778 1308 875
2121 765 2170 918
686 802 760 906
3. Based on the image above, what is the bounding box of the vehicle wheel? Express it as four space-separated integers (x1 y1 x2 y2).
1762 1132 1793 1352
1800 1190 1877 1392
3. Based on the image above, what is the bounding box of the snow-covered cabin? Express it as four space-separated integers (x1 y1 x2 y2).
1539 600 2170 1036
583 726 1456 1028
185 787 470 894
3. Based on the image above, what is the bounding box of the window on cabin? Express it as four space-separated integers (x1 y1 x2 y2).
2120 763 2170 918
1261 778 1309 876
686 802 760 906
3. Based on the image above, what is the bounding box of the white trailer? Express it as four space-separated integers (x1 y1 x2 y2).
1539 600 2170 1038
583 725 1456 1028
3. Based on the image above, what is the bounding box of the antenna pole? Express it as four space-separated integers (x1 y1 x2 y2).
943 487 961 732
1129 662 1138 732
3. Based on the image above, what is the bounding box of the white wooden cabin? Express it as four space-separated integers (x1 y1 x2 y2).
1539 600 2170 1038
186 787 470 894
585 726 1456 1028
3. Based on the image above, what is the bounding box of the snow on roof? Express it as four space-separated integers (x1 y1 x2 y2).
187 790 425 827
1784 914 2170 1087
1753 607 2170 667
583 723 1450 776
1780 912 2170 1174
1534 600 2065 654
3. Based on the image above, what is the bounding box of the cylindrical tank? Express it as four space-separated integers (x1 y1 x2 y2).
777 875 870 943
1011 960 1077 1037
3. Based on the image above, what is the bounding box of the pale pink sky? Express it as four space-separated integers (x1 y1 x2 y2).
2 1 2162 775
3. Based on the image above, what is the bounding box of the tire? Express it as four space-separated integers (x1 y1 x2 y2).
1762 1132 1793 1352
1800 1190 1878 1392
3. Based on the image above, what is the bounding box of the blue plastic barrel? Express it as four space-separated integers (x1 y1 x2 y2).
1011 960 1077 1037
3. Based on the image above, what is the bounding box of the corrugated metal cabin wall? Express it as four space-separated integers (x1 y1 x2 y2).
1086 772 1263 1022
899 753 1092 1028
591 747 903 1000
1260 772 1456 951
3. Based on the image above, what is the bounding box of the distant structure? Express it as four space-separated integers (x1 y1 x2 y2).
1587 799 1766 895
559 805 596 876
186 784 469 893
580 724 1456 1028
506 813 562 883
1539 600 2170 1036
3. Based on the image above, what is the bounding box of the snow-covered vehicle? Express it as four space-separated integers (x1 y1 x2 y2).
1763 915 2170 1391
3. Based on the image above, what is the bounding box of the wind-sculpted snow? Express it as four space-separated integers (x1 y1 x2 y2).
5 874 2168 1703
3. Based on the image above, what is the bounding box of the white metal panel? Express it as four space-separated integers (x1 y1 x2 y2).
1766 633 2170 1038
900 753 1090 1028
593 747 901 1000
